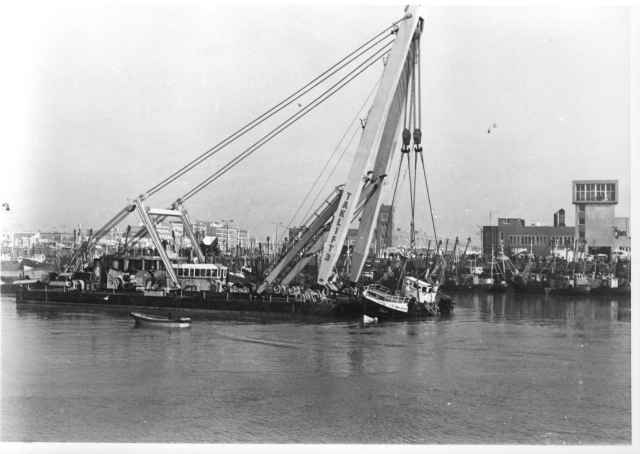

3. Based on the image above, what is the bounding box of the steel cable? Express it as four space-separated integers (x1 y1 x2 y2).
180 46 391 203
144 27 399 199
291 75 382 230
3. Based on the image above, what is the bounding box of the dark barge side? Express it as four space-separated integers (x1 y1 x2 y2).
13 286 364 320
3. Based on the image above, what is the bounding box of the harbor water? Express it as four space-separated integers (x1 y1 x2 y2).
1 292 630 443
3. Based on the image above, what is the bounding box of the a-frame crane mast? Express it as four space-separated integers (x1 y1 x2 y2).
318 5 423 286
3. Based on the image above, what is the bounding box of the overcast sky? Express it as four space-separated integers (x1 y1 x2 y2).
0 3 631 244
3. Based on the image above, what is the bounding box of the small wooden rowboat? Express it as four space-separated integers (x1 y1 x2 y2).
130 312 191 328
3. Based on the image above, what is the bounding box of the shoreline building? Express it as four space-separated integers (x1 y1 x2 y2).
482 179 630 258
207 221 250 253
572 180 630 255
482 216 575 257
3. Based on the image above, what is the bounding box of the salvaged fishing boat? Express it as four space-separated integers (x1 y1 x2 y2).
130 311 191 328
363 274 454 319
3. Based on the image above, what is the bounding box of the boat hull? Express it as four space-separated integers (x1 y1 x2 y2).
590 286 631 296
362 286 454 319
547 286 591 296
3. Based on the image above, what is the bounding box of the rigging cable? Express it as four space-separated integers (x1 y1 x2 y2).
180 45 392 203
384 57 412 245
415 35 438 245
409 44 418 249
143 23 406 199
290 74 382 231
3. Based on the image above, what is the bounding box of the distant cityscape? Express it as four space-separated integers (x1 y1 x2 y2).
1 179 631 267
1 219 253 262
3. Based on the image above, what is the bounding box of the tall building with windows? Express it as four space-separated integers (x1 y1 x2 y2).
572 180 629 254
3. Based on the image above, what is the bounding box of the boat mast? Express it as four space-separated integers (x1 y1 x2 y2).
490 246 495 281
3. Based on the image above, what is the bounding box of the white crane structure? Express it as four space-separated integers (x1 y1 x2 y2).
67 5 436 294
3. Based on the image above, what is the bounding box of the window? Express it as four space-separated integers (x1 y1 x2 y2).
606 183 615 202
195 269 201 277
596 184 605 201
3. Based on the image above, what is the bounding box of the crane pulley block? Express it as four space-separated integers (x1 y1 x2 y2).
412 128 422 145
402 127 412 146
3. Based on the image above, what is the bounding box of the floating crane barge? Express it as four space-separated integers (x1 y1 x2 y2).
14 6 452 320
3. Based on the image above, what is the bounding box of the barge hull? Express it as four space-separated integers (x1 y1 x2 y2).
13 288 363 320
